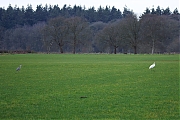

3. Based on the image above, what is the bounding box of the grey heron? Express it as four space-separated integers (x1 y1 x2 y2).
16 65 22 71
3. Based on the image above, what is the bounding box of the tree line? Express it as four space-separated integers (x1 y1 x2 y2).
0 4 179 54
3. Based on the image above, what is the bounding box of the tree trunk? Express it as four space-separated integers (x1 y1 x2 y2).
47 46 50 54
114 46 117 54
133 46 137 54
73 40 76 54
60 46 63 53
73 45 76 54
73 36 76 54
152 39 155 54
58 43 63 53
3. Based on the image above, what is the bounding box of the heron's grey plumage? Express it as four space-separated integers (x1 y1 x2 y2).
16 65 22 71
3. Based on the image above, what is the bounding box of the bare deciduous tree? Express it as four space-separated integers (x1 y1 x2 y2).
140 14 179 54
43 16 68 53
66 16 89 54
121 14 141 54
42 26 53 53
96 21 124 54
90 21 107 52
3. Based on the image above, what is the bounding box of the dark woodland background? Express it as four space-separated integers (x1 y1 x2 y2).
0 4 179 54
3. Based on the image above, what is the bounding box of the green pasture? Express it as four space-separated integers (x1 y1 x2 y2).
0 54 179 119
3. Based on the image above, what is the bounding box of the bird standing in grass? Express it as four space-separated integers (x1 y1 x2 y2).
149 62 155 69
16 65 22 71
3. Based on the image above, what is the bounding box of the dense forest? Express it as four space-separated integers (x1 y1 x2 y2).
0 4 179 54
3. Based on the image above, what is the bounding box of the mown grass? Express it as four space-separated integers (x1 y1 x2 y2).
0 54 179 119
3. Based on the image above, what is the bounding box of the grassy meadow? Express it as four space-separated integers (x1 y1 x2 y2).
0 54 179 119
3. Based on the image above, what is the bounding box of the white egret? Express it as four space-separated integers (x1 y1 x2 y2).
16 65 22 71
149 62 155 69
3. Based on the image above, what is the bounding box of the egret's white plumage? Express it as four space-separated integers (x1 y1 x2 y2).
149 62 155 69
16 65 22 71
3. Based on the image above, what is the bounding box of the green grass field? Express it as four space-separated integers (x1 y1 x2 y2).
0 54 179 119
